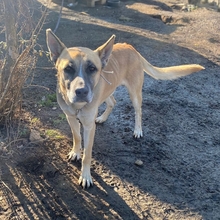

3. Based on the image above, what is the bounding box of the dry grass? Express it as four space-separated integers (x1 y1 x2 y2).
0 0 51 140
0 49 36 121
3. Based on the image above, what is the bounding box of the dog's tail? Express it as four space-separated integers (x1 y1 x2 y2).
140 55 205 80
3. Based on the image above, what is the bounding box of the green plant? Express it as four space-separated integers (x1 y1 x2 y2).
18 127 30 138
31 117 40 124
40 93 57 107
53 113 66 125
45 129 65 139
58 113 66 120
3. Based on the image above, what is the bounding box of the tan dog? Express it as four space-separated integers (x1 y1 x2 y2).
46 29 204 189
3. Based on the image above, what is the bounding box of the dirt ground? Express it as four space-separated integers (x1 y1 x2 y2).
1 0 220 219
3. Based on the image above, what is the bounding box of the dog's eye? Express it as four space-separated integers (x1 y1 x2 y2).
64 64 75 74
87 65 97 74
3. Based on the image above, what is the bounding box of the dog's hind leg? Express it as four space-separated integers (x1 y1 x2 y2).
66 115 82 161
96 94 116 123
125 74 144 138
130 92 143 138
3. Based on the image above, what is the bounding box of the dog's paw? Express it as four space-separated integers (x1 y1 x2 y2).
95 115 106 123
133 129 143 138
78 169 93 189
67 150 81 162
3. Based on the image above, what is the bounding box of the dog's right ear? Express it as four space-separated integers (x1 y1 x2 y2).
46 29 66 63
95 35 115 69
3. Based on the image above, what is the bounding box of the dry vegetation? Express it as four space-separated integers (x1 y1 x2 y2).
0 0 49 137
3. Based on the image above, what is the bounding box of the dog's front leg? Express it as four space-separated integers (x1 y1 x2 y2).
78 118 96 189
66 115 81 161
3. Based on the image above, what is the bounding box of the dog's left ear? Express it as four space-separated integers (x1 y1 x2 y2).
46 29 66 63
95 35 115 68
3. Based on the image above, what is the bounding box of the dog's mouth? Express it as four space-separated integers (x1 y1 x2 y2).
67 89 93 105
73 94 93 104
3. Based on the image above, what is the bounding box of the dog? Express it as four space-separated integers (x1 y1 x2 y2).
46 29 204 189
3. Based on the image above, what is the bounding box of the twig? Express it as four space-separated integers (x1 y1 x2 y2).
4 138 26 149
23 85 50 91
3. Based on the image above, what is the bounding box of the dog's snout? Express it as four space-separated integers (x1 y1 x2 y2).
75 88 89 97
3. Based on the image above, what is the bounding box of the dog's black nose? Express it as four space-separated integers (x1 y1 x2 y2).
75 88 89 97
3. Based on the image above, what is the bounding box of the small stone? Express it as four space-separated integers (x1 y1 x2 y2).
119 15 132 22
135 159 143 166
29 129 44 143
52 107 57 110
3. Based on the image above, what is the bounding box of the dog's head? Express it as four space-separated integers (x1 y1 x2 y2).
46 29 115 105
